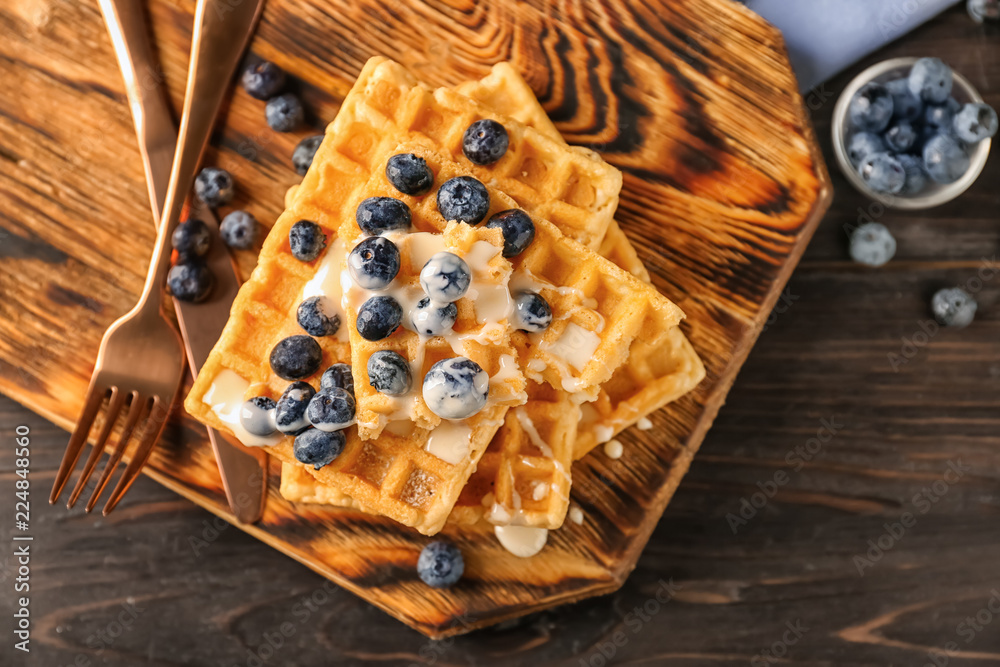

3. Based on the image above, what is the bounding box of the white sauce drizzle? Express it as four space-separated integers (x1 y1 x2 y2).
569 505 584 525
424 420 473 465
604 439 623 459
494 525 548 558
301 239 350 342
637 417 653 431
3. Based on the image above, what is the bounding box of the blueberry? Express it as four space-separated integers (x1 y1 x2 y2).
320 363 354 394
924 97 961 129
909 58 953 104
848 82 894 133
275 381 316 434
356 296 403 341
412 297 457 336
486 209 535 257
512 291 552 332
849 223 896 267
953 103 998 144
266 93 304 132
171 218 211 259
306 387 355 432
241 60 286 100
297 296 341 337
417 541 464 588
923 134 971 184
386 153 433 195
292 135 324 175
239 397 277 436
167 262 214 303
847 133 886 167
931 287 977 328
968 0 1000 23
289 220 327 261
419 252 471 303
422 357 489 420
858 152 906 194
194 167 235 207
355 197 411 235
269 335 323 380
462 119 509 165
883 120 917 153
436 176 490 224
348 237 400 289
293 428 346 470
886 78 923 121
219 210 259 250
897 153 929 195
367 350 412 396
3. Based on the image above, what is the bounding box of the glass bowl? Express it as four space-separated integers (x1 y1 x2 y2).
832 57 991 210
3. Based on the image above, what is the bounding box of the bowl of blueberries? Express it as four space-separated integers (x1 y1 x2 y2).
833 57 997 209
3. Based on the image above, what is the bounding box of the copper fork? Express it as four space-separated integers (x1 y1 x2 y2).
50 0 264 514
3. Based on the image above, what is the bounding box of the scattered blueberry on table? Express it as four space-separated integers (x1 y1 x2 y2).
171 218 211 259
306 387 356 432
320 363 354 394
422 357 489 420
194 167 235 207
269 335 323 380
367 350 412 397
275 381 316 434
167 261 214 303
968 0 1000 23
293 428 346 470
356 197 412 235
932 288 977 328
419 251 471 303
462 119 509 165
436 176 490 224
296 296 341 337
412 297 457 336
417 541 464 588
348 237 401 289
239 397 277 436
292 134 324 175
849 223 897 268
512 291 552 333
219 210 259 250
241 60 286 100
265 93 304 132
356 296 403 341
486 209 535 257
386 153 434 195
289 220 327 261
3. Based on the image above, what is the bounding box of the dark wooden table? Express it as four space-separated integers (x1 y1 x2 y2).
3 4 999 666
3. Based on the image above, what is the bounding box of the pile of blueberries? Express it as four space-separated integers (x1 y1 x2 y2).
847 57 998 195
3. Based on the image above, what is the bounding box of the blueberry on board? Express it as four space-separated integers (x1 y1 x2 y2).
849 223 897 267
953 102 999 144
297 296 341 337
436 176 490 224
908 57 953 104
931 287 977 328
219 210 259 250
320 363 354 394
412 297 458 336
194 167 235 207
968 0 1000 23
385 153 433 196
171 218 211 259
348 237 401 290
924 97 961 129
356 296 403 341
417 541 464 588
512 291 552 333
886 78 923 121
306 387 356 432
355 197 412 235
275 381 316 434
167 262 214 303
419 252 471 303
857 152 906 194
897 154 929 195
266 93 304 132
289 220 327 261
462 119 509 165
269 335 323 381
422 357 489 420
241 60 286 100
486 209 535 257
367 350 412 396
847 133 887 167
883 120 917 153
239 397 277 436
923 134 971 184
848 82 894 133
293 135 324 175
293 428 346 470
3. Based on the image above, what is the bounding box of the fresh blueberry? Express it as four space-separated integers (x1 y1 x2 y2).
292 134 324 175
908 57 953 104
356 296 403 341
239 397 277 436
412 297 457 336
194 167 235 207
897 153 929 195
219 210 259 250
512 291 552 332
320 363 354 394
367 350 412 396
385 153 433 195
848 82 894 133
931 287 977 328
355 197 411 235
171 218 211 259
849 223 896 267
289 220 327 261
924 97 961 129
241 60 286 100
167 262 214 303
297 296 341 337
953 103 998 144
923 134 971 184
968 0 1000 23
419 252 471 303
293 428 346 470
462 119 509 165
265 93 304 132
883 120 917 153
275 381 316 434
269 335 323 380
306 387 356 432
486 209 535 257
858 152 906 194
422 357 489 420
417 541 464 588
436 176 490 224
348 237 400 289
847 133 886 167
886 78 923 121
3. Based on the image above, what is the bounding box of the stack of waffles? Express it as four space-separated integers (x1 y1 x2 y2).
185 57 705 538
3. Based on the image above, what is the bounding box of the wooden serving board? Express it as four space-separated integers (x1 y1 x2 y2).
0 0 831 638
